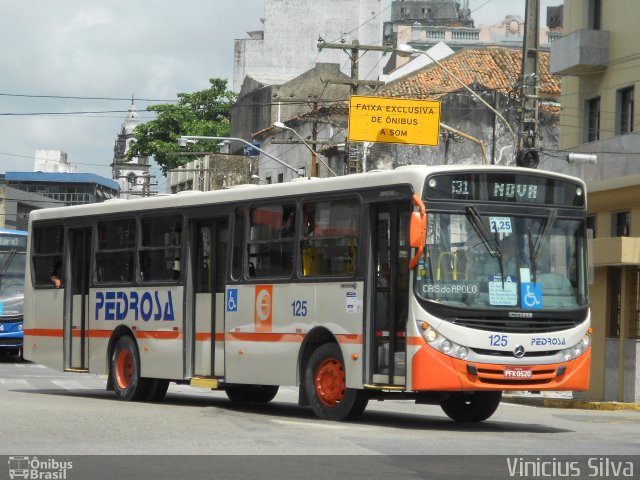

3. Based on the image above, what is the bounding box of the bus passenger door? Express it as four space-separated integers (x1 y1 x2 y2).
192 219 228 377
65 228 92 370
371 204 411 386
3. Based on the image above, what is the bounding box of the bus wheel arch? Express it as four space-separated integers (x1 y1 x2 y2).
297 327 338 407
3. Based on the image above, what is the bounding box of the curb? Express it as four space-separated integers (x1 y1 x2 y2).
503 395 640 411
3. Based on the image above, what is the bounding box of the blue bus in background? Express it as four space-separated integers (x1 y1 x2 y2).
0 229 27 358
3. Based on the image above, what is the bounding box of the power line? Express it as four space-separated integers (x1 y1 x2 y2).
0 93 178 102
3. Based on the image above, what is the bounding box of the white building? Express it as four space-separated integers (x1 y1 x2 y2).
33 150 78 173
233 0 383 93
111 99 151 199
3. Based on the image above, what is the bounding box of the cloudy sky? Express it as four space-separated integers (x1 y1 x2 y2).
0 0 561 192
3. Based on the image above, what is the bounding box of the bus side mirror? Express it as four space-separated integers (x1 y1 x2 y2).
409 195 427 269
410 212 423 248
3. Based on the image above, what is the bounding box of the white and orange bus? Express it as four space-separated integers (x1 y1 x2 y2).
23 165 591 421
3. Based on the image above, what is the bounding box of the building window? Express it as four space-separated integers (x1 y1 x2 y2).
611 211 630 237
586 215 596 238
606 267 621 338
588 0 602 30
616 87 634 135
585 97 600 142
278 173 284 184
127 173 136 189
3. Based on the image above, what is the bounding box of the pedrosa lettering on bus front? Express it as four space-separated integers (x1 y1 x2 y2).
95 291 175 322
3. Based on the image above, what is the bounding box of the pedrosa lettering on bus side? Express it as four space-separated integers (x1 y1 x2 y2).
94 291 175 322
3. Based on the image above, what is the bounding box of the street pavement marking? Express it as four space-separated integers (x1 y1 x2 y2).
51 380 103 390
270 418 361 430
0 379 35 389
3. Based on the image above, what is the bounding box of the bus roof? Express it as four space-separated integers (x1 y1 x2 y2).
28 165 585 222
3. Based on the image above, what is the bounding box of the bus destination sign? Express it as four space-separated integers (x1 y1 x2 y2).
427 173 585 207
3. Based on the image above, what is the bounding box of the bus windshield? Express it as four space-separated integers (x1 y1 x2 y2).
415 210 588 311
0 249 26 315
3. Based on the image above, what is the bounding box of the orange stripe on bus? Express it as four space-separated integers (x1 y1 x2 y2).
24 328 63 337
195 333 224 341
134 330 182 340
407 336 426 346
226 332 305 343
24 328 181 340
335 334 363 344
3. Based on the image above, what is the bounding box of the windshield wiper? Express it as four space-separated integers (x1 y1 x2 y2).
529 210 557 284
466 206 506 285
0 249 16 275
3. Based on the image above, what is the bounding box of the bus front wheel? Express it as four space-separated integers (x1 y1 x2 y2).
110 335 151 401
440 391 502 422
305 343 368 421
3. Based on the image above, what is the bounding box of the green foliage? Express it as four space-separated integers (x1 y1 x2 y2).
128 78 236 173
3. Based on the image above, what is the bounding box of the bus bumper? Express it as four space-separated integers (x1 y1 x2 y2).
411 343 591 392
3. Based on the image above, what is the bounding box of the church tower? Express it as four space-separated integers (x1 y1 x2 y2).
112 98 151 198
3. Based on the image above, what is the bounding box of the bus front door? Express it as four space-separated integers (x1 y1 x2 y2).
192 219 228 378
371 204 410 386
65 227 92 371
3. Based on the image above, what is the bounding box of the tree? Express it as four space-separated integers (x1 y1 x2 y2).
128 78 236 173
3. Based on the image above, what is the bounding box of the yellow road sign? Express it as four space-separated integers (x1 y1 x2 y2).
348 95 441 146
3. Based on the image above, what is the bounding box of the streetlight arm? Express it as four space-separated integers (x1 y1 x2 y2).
396 44 517 150
179 135 301 175
272 123 337 176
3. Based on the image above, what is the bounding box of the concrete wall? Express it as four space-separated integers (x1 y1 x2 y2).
604 339 639 402
231 63 353 155
233 0 383 92
367 91 558 169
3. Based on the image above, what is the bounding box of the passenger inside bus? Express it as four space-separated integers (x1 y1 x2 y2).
50 261 63 289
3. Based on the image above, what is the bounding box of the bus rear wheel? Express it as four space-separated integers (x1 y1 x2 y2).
224 385 279 403
440 391 502 422
110 335 151 401
305 343 368 421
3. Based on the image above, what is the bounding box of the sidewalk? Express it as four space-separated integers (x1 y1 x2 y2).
502 391 640 411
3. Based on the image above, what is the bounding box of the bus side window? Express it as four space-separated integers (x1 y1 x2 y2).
300 199 359 277
31 225 64 288
139 215 183 283
247 203 296 278
95 219 136 284
231 207 245 280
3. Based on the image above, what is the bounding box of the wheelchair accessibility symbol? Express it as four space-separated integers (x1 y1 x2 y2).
227 288 238 312
521 283 543 309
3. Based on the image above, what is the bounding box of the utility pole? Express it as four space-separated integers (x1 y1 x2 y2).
318 39 392 173
317 39 391 94
516 0 541 168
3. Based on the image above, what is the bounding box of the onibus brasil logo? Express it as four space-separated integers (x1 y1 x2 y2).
8 456 73 480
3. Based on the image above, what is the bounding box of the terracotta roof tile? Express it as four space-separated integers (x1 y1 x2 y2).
379 47 559 100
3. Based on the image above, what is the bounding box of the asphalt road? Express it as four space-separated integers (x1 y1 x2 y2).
1 354 638 479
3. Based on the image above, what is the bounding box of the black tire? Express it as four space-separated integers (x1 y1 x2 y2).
225 385 279 403
145 379 170 403
110 335 151 401
440 391 502 422
305 343 368 421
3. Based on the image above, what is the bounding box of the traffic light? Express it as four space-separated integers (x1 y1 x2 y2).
515 148 540 169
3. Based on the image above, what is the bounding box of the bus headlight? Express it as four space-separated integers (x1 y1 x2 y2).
417 322 469 360
562 333 591 361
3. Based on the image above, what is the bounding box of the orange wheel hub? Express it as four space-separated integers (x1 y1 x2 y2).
115 349 133 389
314 358 345 406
